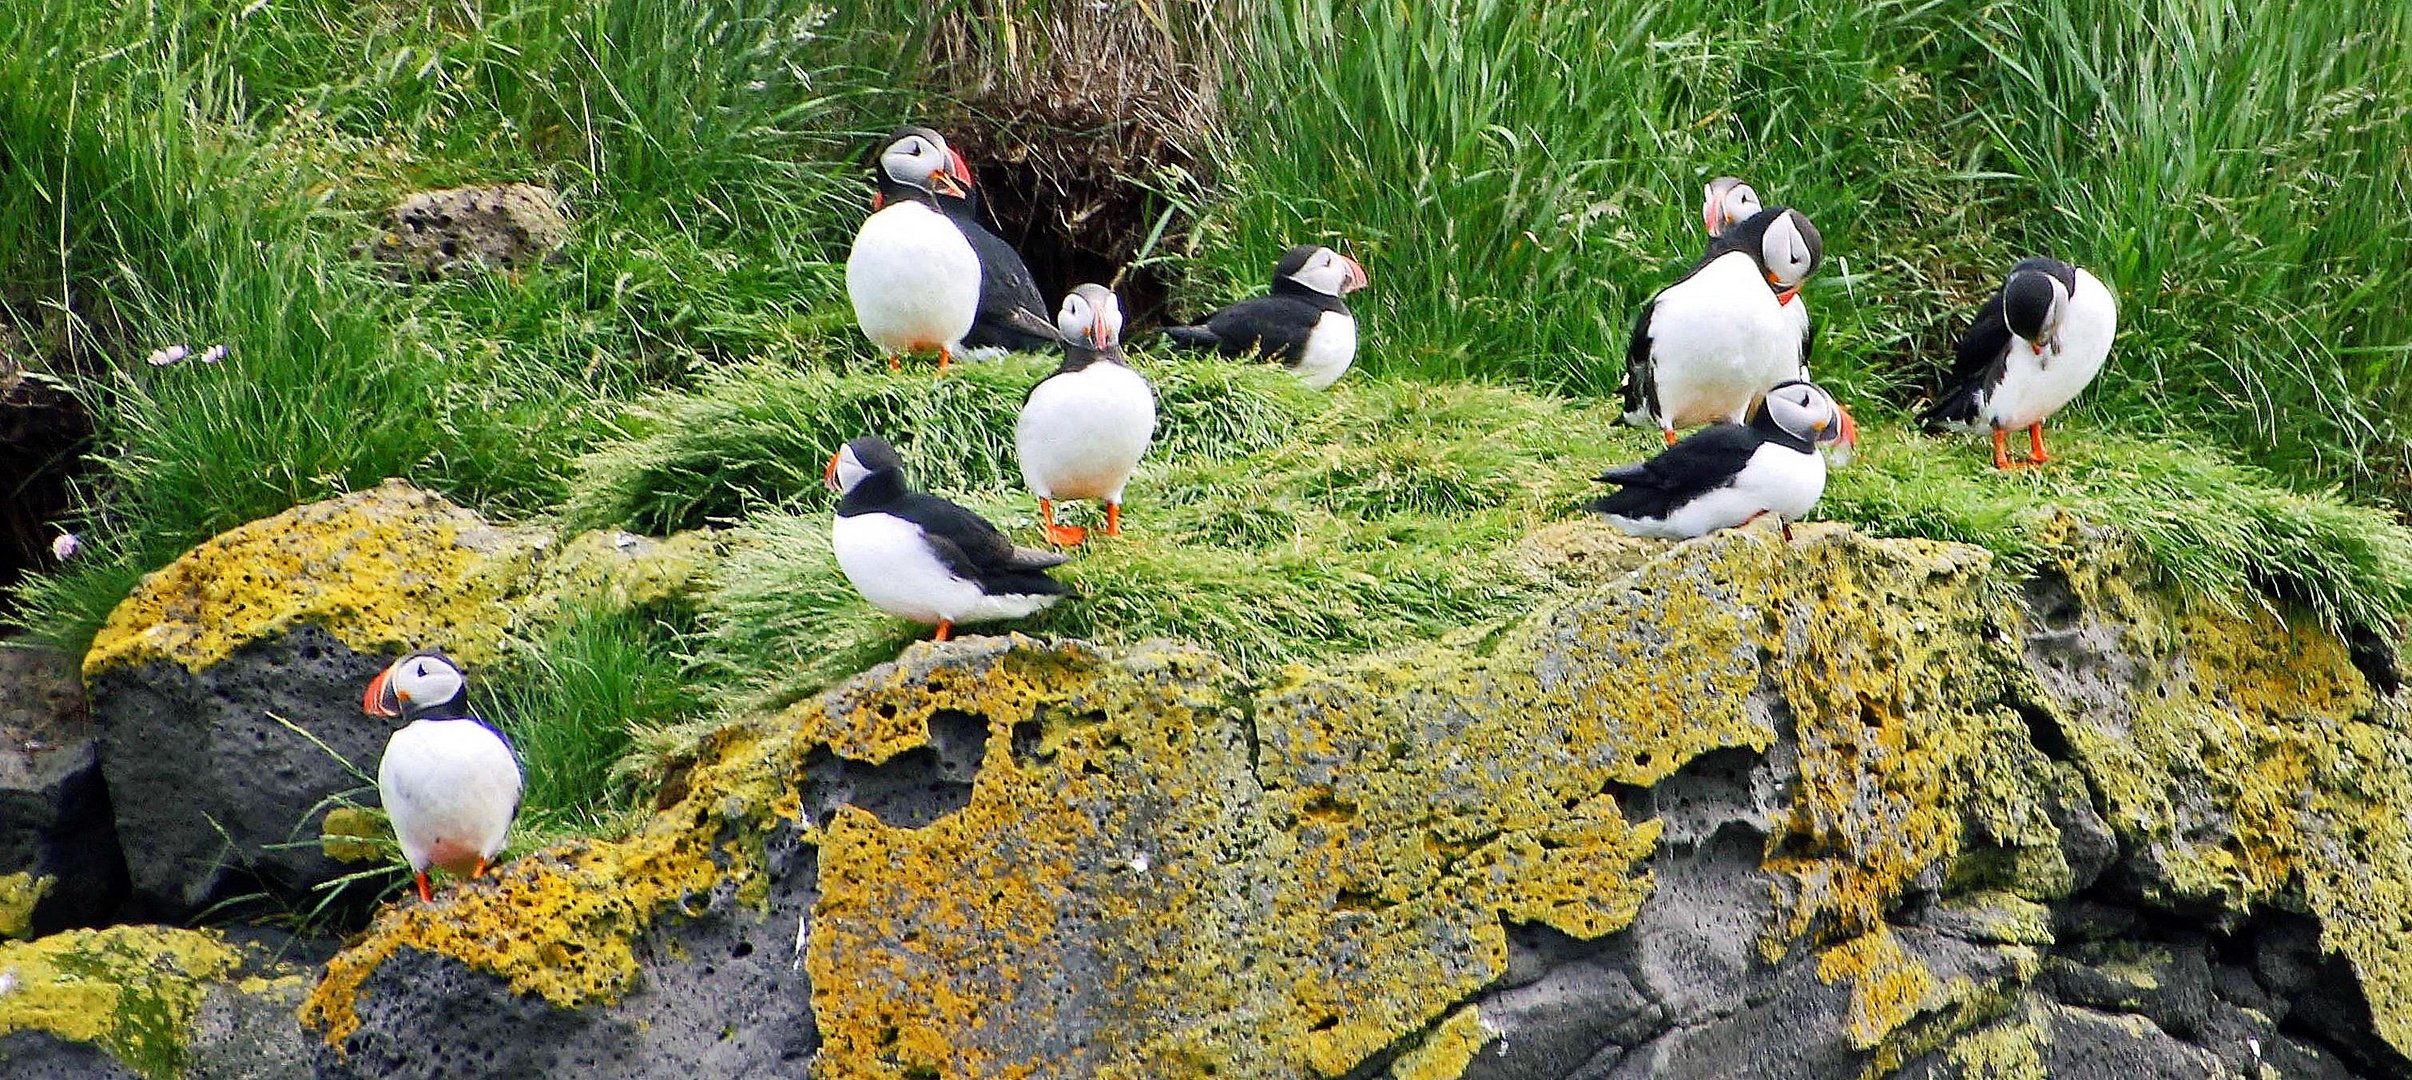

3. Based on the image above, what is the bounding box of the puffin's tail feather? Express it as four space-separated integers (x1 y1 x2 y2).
1918 384 1984 432
1161 325 1220 350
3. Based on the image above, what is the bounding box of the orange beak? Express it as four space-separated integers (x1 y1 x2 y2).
825 449 844 493
1768 270 1799 306
1087 319 1107 347
363 667 401 717
2030 340 2046 355
1838 404 1859 449
1340 255 1370 294
929 168 967 199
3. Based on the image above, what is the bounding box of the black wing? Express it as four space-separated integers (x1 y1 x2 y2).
1920 290 2012 429
1619 298 1659 420
890 493 1070 587
956 217 1061 352
1191 295 1325 364
1587 424 1760 518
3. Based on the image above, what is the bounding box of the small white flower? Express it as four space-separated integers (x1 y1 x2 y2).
145 344 191 366
50 533 79 560
197 344 228 364
0 969 15 996
1128 853 1151 873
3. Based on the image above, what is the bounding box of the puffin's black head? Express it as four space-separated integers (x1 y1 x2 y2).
1272 244 1370 297
1752 380 1852 450
364 650 469 721
872 127 967 205
826 435 904 496
1056 284 1125 351
1701 176 1762 238
2001 269 2069 355
1720 208 1823 304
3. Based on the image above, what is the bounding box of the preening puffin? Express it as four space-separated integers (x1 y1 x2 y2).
827 436 1071 640
1920 257 2118 469
1621 207 1827 446
1591 379 1847 541
1163 244 1369 389
364 650 521 904
869 128 1061 355
848 129 980 372
1017 284 1157 545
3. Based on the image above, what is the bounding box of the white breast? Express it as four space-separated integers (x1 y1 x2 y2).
1645 256 1802 426
1293 312 1357 390
379 719 521 876
845 203 980 356
1604 442 1826 540
1981 269 2118 431
1018 364 1157 503
832 512 1063 626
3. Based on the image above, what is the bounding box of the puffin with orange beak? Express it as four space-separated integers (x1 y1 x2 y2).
847 128 982 372
1700 176 1764 240
1163 244 1370 389
827 436 1071 642
1921 257 2117 469
364 650 521 904
1621 207 1848 457
870 128 1061 355
1016 284 1157 545
1591 380 1848 541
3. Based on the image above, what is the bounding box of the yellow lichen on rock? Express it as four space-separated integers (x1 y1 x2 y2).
0 925 248 1079
0 872 51 939
1387 1005 1494 1080
83 479 547 678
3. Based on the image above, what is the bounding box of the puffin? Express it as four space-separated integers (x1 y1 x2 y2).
1162 244 1369 389
1920 257 2118 469
1620 207 1829 446
1591 380 1849 541
364 650 521 904
1700 176 1763 239
869 128 1061 355
1017 284 1157 545
847 128 981 372
827 435 1071 640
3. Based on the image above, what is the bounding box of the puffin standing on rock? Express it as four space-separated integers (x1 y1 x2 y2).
1622 207 1840 446
1591 380 1850 541
1921 257 2118 469
848 129 981 372
872 127 1061 355
828 436 1071 641
1163 244 1369 389
365 650 521 904
1017 284 1157 545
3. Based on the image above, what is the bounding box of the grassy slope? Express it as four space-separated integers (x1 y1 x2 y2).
2 1 2407 847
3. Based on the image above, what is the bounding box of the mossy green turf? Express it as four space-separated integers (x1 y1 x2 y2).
3 1 2409 845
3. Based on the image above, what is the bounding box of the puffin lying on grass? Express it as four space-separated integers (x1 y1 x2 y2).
1921 257 2119 469
365 650 521 904
1163 244 1369 389
1591 380 1851 541
848 129 980 373
828 435 1071 641
1017 284 1157 545
1621 207 1840 448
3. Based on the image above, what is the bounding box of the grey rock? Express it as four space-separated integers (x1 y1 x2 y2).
1463 958 1659 1080
0 644 127 934
1601 960 1865 1080
368 183 571 278
2042 939 2212 1040
189 975 315 1080
89 625 391 918
2027 1000 2231 1079
0 1030 140 1080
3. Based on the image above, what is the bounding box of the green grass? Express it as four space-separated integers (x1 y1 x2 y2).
1197 0 2412 499
477 604 703 839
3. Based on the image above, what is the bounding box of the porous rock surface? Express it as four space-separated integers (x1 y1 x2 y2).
0 924 309 1079
367 183 571 278
279 523 2412 1079
0 644 125 936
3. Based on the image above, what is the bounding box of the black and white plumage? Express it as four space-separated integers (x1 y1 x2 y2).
826 436 1071 640
848 129 981 372
871 128 1062 355
364 650 521 904
1920 257 2118 469
1017 284 1157 546
1163 244 1369 390
1590 380 1847 540
1621 207 1824 445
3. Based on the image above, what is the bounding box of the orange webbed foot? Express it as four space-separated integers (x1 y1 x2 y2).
415 872 433 904
1041 523 1089 546
1662 429 1680 447
933 620 954 643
